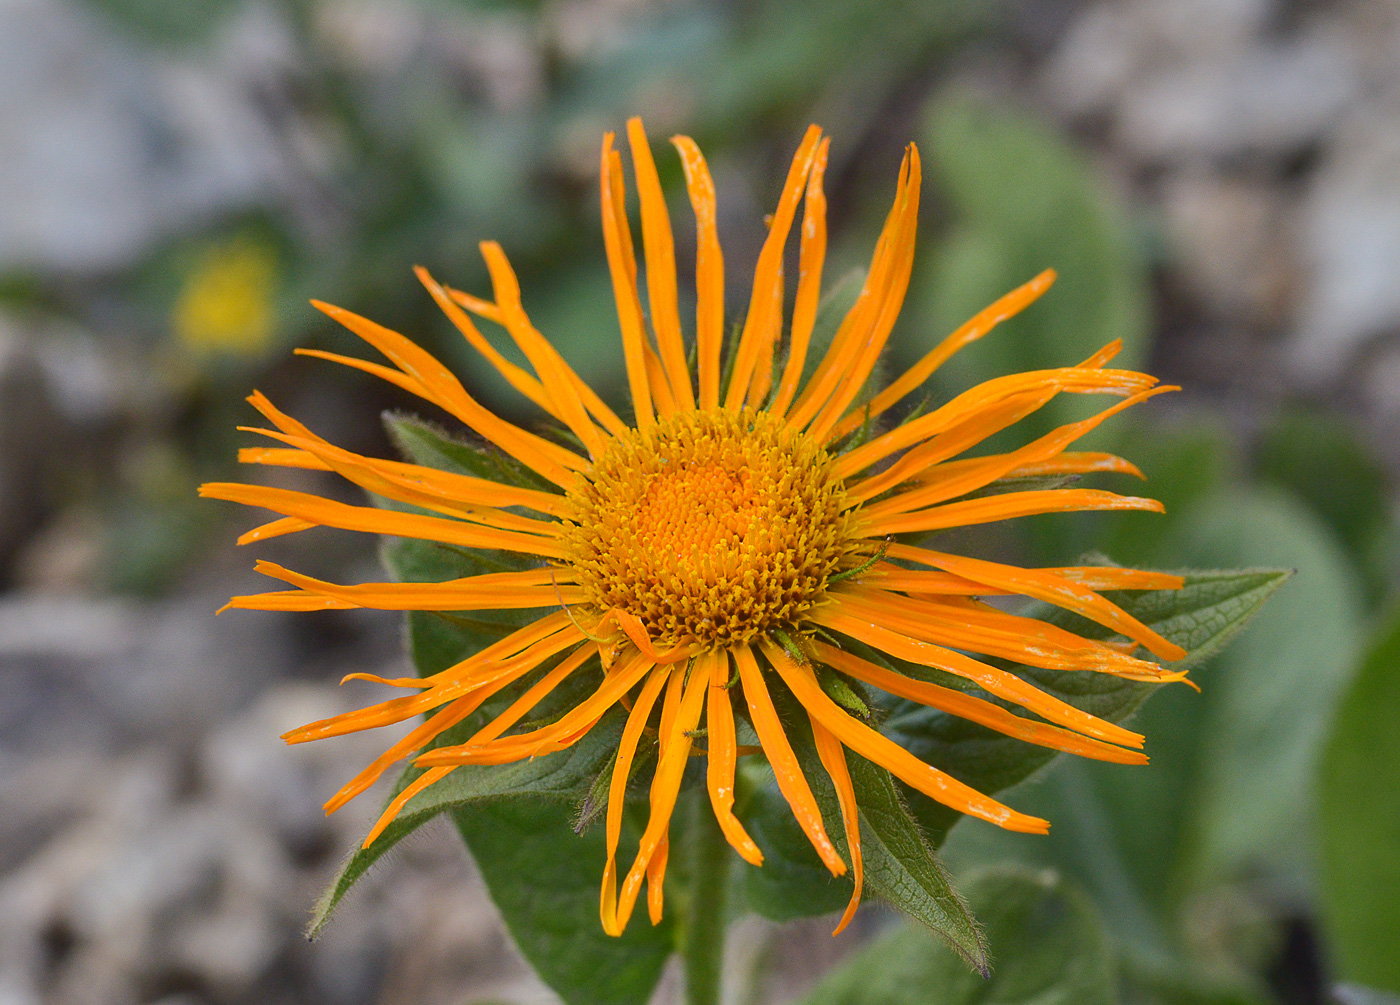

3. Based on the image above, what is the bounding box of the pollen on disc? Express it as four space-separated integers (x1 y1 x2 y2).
561 409 859 649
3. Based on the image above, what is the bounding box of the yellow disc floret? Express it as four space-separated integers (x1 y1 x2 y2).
561 409 858 650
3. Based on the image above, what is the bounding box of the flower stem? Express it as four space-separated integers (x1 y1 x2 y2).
681 788 729 1005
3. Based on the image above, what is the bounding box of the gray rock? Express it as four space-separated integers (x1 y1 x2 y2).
0 0 284 274
1291 98 1400 384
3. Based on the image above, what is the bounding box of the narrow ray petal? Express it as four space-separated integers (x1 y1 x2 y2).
813 642 1148 765
199 482 568 559
245 560 581 612
725 125 823 410
413 266 560 419
832 364 1158 481
734 645 847 876
705 650 763 865
600 135 655 429
601 665 669 935
771 137 830 417
859 488 1165 537
863 386 1175 518
627 118 693 409
763 642 1049 833
809 718 863 935
883 544 1186 661
808 145 922 443
811 606 1144 747
311 300 586 486
834 587 1175 678
786 151 909 431
670 135 724 409
473 248 609 455
615 663 708 931
827 268 1057 441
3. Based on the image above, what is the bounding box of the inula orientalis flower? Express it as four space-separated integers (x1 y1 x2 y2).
204 119 1189 937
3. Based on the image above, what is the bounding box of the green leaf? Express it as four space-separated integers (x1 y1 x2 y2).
944 490 1360 989
891 565 1292 847
306 716 622 939
384 410 559 495
804 867 1115 1005
910 93 1149 441
1162 490 1363 886
454 787 674 1005
742 705 985 968
1257 409 1393 601
1319 606 1400 993
844 756 984 969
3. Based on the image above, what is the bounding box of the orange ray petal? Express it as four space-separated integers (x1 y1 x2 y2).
858 488 1165 537
311 300 586 486
997 451 1143 480
832 364 1159 482
827 269 1057 441
833 587 1172 679
808 145 922 443
231 516 318 547
239 413 566 535
725 125 823 410
362 765 455 847
444 285 629 437
744 262 784 408
809 717 863 935
771 137 830 417
864 387 1175 519
293 347 427 398
705 650 763 865
810 606 1144 747
301 625 586 750
245 560 581 612
472 248 609 456
413 266 559 419
238 394 573 517
733 645 847 876
786 149 910 430
813 642 1148 765
844 389 1059 505
643 340 678 417
646 834 669 925
416 649 657 766
282 612 576 743
238 446 331 471
218 588 354 613
466 643 599 747
627 118 694 410
601 664 670 935
857 561 1184 596
615 663 708 932
199 482 568 559
600 134 654 430
882 545 1185 661
670 135 725 409
761 642 1049 833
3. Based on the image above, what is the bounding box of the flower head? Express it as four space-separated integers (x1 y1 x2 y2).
203 118 1188 937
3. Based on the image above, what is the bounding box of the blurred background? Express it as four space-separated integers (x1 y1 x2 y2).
1 0 1397 1002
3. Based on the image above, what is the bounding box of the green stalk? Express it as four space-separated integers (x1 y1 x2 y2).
681 788 729 1005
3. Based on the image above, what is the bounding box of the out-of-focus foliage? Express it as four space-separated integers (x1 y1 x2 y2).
907 93 1150 439
805 868 1116 1005
1319 608 1400 995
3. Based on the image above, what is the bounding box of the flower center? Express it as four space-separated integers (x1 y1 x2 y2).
562 409 857 650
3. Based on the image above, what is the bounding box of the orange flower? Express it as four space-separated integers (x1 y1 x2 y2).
204 118 1187 938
